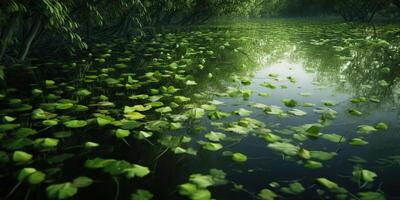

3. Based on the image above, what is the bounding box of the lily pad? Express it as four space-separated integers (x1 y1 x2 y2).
64 120 88 128
375 122 388 130
358 192 385 200
204 131 226 142
0 123 20 132
268 142 299 156
233 108 252 116
349 138 369 146
46 182 78 199
232 153 247 163
348 109 363 116
280 182 304 195
315 178 338 189
258 188 277 200
72 176 93 188
13 151 32 163
131 189 153 200
282 99 298 107
116 129 131 138
352 168 377 182
288 109 307 116
357 125 377 134
198 141 223 151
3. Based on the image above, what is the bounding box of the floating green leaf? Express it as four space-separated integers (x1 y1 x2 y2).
321 133 345 143
46 182 78 199
12 151 32 163
268 142 299 156
0 123 20 132
64 120 88 128
258 188 277 200
349 138 369 146
358 192 385 200
198 141 223 151
233 108 252 116
116 129 131 138
348 109 363 116
297 148 311 160
315 178 338 189
76 89 92 97
232 153 247 163
131 189 153 200
357 125 377 134
282 99 298 107
310 151 337 161
124 112 146 120
288 109 307 116
352 168 377 182
375 122 388 130
204 131 226 142
281 182 304 195
304 160 323 169
155 106 172 113
123 164 150 178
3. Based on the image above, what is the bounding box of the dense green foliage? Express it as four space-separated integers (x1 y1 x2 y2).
0 0 262 64
1 0 399 66
260 0 400 19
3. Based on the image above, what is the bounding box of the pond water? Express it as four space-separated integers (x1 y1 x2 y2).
1 19 400 200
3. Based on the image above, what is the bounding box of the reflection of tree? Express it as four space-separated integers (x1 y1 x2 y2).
321 40 397 99
220 20 400 104
334 0 384 22
135 20 400 106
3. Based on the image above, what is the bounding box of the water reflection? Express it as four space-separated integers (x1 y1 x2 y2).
182 20 400 199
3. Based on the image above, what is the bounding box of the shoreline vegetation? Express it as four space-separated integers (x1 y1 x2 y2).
1 0 399 68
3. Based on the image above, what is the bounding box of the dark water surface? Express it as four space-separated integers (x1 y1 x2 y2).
1 19 400 200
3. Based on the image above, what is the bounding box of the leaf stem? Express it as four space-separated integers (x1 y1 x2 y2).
4 181 22 199
113 176 120 200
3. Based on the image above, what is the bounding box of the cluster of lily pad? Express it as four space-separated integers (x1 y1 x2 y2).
1 20 399 200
